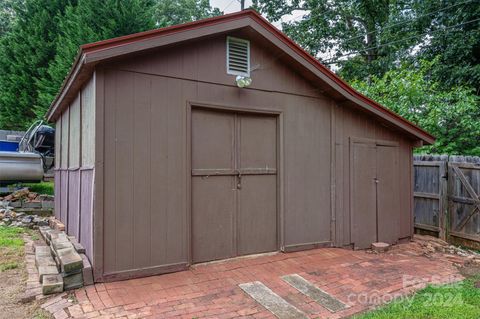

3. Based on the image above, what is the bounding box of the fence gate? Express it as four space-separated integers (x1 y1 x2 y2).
413 156 448 240
413 155 480 249
448 160 480 245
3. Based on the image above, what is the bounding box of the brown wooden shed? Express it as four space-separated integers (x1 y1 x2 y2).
46 10 435 282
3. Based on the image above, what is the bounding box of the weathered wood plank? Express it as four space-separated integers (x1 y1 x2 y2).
414 192 440 200
414 223 440 232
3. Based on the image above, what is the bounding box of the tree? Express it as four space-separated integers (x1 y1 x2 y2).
416 0 480 91
351 59 480 155
0 0 222 129
253 0 480 89
0 0 23 37
0 0 73 130
252 0 428 81
36 0 157 115
37 0 222 120
154 0 221 28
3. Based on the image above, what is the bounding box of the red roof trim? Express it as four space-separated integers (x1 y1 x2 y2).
59 9 434 142
81 10 252 54
248 12 434 141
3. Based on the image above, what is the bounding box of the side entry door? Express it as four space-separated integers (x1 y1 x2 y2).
351 139 399 249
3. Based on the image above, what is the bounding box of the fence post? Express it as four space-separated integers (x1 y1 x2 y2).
439 157 448 241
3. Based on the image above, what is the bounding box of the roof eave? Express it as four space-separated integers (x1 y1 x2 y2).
45 9 435 144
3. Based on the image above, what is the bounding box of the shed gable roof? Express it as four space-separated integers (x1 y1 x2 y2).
46 9 434 144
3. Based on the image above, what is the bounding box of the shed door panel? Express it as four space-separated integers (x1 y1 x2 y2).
376 145 399 244
237 115 277 256
351 142 377 249
239 115 277 170
191 110 235 263
191 109 277 263
192 176 235 262
192 109 234 171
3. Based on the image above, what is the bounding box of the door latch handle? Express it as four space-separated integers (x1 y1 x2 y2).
374 178 379 184
237 171 242 189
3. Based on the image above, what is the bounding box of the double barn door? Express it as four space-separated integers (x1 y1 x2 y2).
191 108 278 263
351 140 400 249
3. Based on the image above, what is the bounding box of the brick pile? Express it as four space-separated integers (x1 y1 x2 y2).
35 226 93 295
0 188 53 227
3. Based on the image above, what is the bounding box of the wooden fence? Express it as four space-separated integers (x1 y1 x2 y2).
414 155 480 249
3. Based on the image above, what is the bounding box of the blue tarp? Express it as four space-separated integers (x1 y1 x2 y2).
0 140 19 152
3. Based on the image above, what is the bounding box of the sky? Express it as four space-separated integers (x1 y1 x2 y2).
210 0 253 14
209 0 308 29
208 0 335 65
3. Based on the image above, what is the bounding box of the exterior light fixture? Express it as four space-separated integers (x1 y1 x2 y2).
235 75 252 88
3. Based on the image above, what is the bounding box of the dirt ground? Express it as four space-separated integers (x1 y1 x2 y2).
0 232 51 319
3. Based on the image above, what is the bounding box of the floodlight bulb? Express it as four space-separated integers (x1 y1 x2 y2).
235 75 252 88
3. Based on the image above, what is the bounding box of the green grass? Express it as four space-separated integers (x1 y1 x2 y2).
0 226 25 248
353 276 480 319
0 226 25 272
0 262 18 271
21 181 54 195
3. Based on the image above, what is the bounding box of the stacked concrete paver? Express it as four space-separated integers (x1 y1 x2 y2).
35 226 93 295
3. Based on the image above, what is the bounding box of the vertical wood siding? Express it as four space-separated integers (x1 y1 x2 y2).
54 76 96 261
91 31 417 280
82 78 95 167
54 170 61 220
54 118 62 220
60 108 69 169
60 170 69 224
67 169 80 237
334 105 414 246
69 94 81 168
100 33 334 277
80 169 94 260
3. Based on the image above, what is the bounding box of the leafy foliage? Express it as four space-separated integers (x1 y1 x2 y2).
154 0 221 28
254 0 480 155
253 0 480 88
252 0 430 80
416 0 480 91
352 59 480 155
0 0 221 130
0 0 73 130
37 0 157 116
0 0 22 37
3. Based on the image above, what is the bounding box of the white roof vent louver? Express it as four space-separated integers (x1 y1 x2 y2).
227 37 250 76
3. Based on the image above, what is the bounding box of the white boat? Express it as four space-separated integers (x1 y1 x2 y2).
0 121 54 185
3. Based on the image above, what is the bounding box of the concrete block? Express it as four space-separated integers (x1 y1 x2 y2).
56 247 76 257
46 229 60 241
71 241 85 254
41 201 54 209
371 242 390 253
23 200 42 209
38 226 50 240
59 252 83 273
42 274 63 295
35 256 57 268
10 201 22 208
38 265 59 283
52 239 73 251
63 272 83 290
35 246 51 257
80 254 93 286
51 231 68 241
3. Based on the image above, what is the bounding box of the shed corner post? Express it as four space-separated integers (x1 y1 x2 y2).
93 68 105 281
330 100 336 245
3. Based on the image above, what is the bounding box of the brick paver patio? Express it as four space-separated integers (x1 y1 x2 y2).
43 240 465 318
